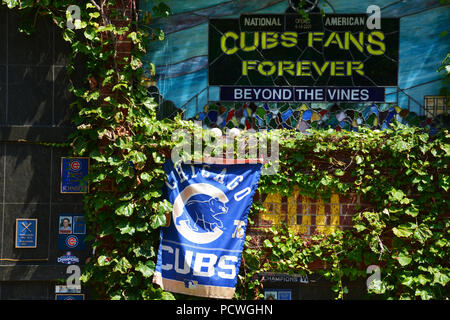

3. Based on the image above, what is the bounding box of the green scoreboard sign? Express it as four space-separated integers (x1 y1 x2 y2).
208 14 399 87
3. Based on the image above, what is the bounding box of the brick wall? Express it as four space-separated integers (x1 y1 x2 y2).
245 189 374 272
251 190 370 234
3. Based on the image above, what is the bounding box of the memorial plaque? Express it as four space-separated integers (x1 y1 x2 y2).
58 214 87 250
55 294 85 300
61 157 89 194
15 219 38 248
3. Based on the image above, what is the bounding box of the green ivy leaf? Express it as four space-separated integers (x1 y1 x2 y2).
132 243 155 259
416 288 434 300
140 172 152 182
128 150 147 164
405 207 419 217
413 224 432 244
5 0 20 8
135 260 155 278
151 213 166 229
389 188 411 204
355 155 363 164
439 174 449 192
433 271 449 286
115 202 134 217
392 226 413 238
401 275 414 288
161 292 176 300
263 239 273 248
118 222 135 235
157 199 173 215
97 255 111 266
395 251 412 266
113 257 132 274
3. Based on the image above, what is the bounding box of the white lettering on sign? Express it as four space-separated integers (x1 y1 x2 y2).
167 165 251 201
244 17 282 27
161 244 238 280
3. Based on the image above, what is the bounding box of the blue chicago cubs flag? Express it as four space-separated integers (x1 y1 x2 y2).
153 159 262 299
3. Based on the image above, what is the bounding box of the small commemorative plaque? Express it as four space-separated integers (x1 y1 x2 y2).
55 294 85 300
57 251 80 265
61 157 90 194
15 219 38 248
58 214 87 250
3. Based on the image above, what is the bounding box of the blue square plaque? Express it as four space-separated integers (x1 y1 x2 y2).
61 157 90 194
15 219 38 248
58 214 87 250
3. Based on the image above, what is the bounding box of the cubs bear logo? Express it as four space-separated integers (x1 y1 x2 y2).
176 196 228 233
172 183 229 244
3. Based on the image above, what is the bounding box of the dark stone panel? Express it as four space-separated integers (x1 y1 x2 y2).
7 65 53 126
0 281 53 299
7 9 53 66
343 279 372 300
51 147 85 204
262 275 369 300
4 144 51 203
0 7 6 65
0 144 4 203
0 65 5 125
0 203 50 263
0 266 66 282
53 66 74 127
0 279 91 300
53 24 72 66
0 126 74 142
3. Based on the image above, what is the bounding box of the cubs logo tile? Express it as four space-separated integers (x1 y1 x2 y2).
57 214 86 250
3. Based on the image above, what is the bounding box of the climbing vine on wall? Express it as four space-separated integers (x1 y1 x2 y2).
3 0 449 300
237 126 449 300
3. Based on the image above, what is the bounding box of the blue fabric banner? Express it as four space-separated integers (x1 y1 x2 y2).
153 160 262 299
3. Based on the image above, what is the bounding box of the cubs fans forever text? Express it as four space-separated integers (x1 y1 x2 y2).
153 160 263 299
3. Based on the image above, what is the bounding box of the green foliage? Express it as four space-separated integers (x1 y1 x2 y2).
4 0 449 301
438 53 450 96
237 125 449 300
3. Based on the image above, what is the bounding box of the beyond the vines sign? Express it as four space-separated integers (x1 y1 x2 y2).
208 14 399 102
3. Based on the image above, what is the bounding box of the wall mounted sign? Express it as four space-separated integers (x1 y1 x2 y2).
220 86 385 102
15 219 38 248
209 13 399 100
57 251 80 265
264 289 292 300
55 284 81 294
61 157 90 194
55 294 85 300
259 272 309 284
58 214 86 250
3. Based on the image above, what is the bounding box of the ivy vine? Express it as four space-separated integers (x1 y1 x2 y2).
237 126 449 300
